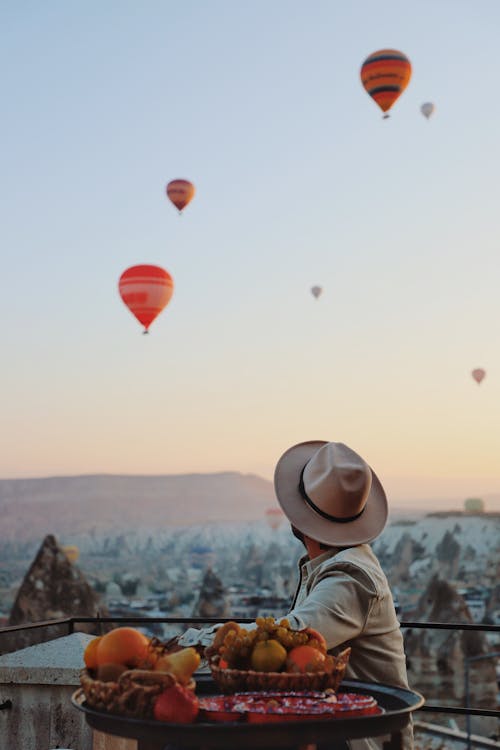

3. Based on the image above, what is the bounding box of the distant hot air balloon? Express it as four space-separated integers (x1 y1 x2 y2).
420 102 435 119
63 545 80 563
471 368 486 385
166 179 195 213
311 286 323 299
266 507 285 530
360 49 412 118
118 264 174 333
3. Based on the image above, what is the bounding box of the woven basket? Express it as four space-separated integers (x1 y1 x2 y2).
209 647 351 694
80 668 195 719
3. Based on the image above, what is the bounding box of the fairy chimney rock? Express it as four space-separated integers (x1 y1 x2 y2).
404 576 497 736
8 534 106 627
192 568 230 619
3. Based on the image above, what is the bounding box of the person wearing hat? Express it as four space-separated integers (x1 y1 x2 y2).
274 440 412 750
179 440 412 749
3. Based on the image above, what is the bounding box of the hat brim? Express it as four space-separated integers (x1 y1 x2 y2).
274 441 388 546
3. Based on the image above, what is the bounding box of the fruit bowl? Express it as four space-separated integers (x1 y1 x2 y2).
209 648 351 695
80 668 196 719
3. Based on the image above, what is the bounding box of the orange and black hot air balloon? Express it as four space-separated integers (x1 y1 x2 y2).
166 179 195 213
118 264 174 334
360 49 412 118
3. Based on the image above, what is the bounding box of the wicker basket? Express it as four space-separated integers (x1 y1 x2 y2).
209 647 351 694
80 668 195 719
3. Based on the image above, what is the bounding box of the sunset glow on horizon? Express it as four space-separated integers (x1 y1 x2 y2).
1 1 500 507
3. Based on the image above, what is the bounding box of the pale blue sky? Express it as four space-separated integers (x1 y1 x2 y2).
1 1 499 504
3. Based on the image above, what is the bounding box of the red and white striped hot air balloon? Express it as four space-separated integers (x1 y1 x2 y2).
166 179 195 213
471 368 486 385
266 507 285 530
118 265 174 333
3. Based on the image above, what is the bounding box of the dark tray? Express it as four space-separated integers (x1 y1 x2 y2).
72 674 424 749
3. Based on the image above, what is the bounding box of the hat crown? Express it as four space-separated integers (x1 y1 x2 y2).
303 443 372 519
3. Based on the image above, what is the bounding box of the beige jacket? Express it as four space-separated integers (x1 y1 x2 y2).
287 544 413 750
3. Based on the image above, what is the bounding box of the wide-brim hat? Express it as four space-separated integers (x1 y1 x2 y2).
274 441 388 546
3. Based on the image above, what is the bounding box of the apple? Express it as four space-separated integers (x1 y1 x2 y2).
286 645 326 673
153 684 199 723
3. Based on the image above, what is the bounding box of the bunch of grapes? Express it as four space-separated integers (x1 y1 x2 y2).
213 617 313 669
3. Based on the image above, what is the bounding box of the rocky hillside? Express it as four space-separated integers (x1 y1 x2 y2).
374 513 500 597
0 472 276 543
405 576 498 738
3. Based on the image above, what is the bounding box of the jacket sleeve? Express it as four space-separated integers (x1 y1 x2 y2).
286 564 377 650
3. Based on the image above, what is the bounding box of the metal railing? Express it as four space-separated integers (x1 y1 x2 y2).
1 616 499 725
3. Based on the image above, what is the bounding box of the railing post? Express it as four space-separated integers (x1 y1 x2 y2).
464 657 471 750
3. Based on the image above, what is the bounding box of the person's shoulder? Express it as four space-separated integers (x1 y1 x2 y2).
317 545 384 594
333 544 380 565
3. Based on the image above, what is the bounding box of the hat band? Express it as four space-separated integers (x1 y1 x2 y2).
299 466 365 524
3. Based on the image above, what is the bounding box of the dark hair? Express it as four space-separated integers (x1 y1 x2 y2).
291 525 334 551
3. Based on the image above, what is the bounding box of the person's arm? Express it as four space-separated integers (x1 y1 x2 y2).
177 622 255 649
286 565 377 650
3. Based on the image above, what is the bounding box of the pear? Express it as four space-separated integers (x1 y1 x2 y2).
154 647 200 684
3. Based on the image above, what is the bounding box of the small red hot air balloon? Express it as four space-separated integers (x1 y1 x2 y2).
266 507 285 530
471 368 486 385
118 264 174 333
166 179 195 213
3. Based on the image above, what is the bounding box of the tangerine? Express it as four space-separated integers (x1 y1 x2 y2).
96 627 150 668
84 636 102 669
250 639 287 672
286 645 326 673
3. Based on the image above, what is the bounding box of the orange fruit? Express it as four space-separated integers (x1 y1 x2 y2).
250 639 287 672
83 636 102 669
96 627 150 668
285 645 326 673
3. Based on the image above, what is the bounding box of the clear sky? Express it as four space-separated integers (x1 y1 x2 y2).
2 1 500 505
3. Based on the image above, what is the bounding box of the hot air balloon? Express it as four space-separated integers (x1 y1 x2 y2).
421 102 435 119
62 545 80 563
360 49 412 118
266 507 285 530
471 368 486 385
166 179 195 213
118 265 174 333
311 286 323 299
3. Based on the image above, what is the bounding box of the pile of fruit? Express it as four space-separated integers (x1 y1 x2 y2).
82 626 201 722
209 617 335 674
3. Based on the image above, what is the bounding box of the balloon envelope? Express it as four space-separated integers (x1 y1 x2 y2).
266 508 285 530
118 265 174 332
63 545 79 563
421 102 435 119
471 368 486 384
311 286 323 299
360 49 412 114
166 179 195 212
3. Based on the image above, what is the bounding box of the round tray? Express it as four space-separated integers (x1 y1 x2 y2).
71 674 424 749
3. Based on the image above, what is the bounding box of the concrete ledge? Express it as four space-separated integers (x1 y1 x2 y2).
0 632 95 749
0 632 94 685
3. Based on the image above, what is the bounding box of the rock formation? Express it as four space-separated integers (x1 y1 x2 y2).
5 534 108 653
191 568 230 619
404 575 498 737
